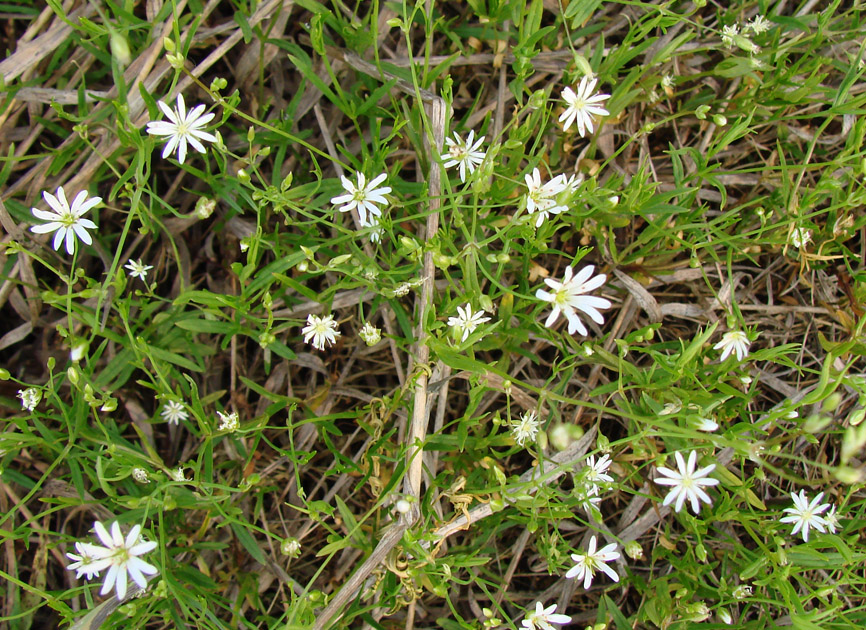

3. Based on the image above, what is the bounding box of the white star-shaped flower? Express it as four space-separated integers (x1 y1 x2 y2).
71 521 158 600
524 168 569 227
302 313 341 351
511 410 541 447
145 94 217 164
124 258 153 280
653 451 720 514
713 330 751 361
330 172 391 225
447 303 491 342
441 130 486 183
65 541 103 581
585 454 614 490
780 490 831 542
536 265 611 336
521 601 572 630
30 186 100 255
559 77 610 137
564 535 620 589
160 400 188 425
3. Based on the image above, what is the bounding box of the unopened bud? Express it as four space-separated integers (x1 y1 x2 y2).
109 32 132 67
195 197 216 220
281 537 301 557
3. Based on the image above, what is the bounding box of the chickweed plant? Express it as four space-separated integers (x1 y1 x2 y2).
2 1 866 629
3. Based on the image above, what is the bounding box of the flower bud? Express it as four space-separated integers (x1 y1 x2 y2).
110 31 132 67
195 197 216 220
281 537 301 557
624 540 644 560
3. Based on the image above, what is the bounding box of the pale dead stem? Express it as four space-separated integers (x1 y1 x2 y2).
310 50 445 630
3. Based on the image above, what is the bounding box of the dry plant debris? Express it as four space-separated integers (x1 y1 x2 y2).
1 1 866 629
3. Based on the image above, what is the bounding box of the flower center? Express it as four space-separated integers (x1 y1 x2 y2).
115 547 131 565
449 145 467 160
59 209 78 228
553 286 570 307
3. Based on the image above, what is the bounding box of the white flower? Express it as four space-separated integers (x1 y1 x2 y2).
660 74 675 89
302 313 341 351
30 187 100 255
559 77 611 137
511 411 541 447
124 259 153 280
330 172 391 225
585 454 614 488
217 410 240 432
441 130 486 183
65 541 104 580
145 94 217 164
360 212 385 243
524 168 569 227
653 451 720 513
132 468 150 484
170 466 186 482
160 400 188 425
536 265 611 336
521 601 572 630
74 521 158 600
447 303 491 342
564 535 620 589
747 14 773 34
780 490 831 542
359 322 382 346
713 330 751 361
18 387 41 411
721 24 739 48
790 227 812 249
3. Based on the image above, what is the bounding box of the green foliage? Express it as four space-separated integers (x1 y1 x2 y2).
2 0 866 629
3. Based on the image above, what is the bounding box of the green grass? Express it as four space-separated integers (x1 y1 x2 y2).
2 0 866 629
